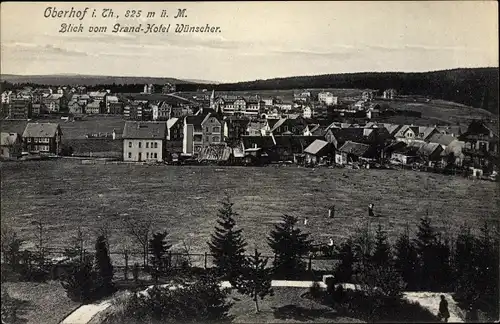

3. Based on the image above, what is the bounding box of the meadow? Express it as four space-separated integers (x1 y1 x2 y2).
1 160 498 259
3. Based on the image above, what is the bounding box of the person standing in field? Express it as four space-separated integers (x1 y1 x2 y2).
438 295 450 322
304 217 308 226
328 205 335 218
368 203 375 217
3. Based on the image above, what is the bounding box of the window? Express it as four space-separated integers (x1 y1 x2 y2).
138 142 142 148
154 153 158 158
27 138 32 143
154 142 158 148
146 152 149 158
205 136 209 142
146 142 149 148
213 127 220 132
129 142 132 148
206 127 209 132
213 136 220 142
128 152 132 158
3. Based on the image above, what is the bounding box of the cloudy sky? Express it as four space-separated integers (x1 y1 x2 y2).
1 1 498 82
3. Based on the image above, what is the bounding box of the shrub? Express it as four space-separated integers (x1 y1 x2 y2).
107 274 233 323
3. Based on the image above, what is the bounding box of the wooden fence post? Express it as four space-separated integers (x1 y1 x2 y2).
204 252 208 269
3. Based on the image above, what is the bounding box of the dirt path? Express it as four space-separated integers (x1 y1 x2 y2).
60 281 464 324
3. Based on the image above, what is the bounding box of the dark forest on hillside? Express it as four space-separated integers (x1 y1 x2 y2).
215 68 499 115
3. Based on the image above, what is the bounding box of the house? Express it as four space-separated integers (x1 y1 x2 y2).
303 139 332 165
199 144 232 162
246 121 267 136
362 91 374 101
183 112 222 156
415 142 444 163
271 116 307 135
42 94 65 112
108 102 123 115
382 123 403 137
383 89 397 99
427 133 465 166
0 132 22 159
88 91 108 101
8 98 32 119
166 117 183 141
22 123 62 155
153 102 171 121
318 92 338 106
223 117 251 140
85 101 101 114
124 102 145 120
105 95 119 113
394 125 439 144
122 121 167 162
459 120 499 169
303 106 313 119
325 127 391 154
335 141 374 165
272 135 321 162
68 100 86 114
390 144 420 165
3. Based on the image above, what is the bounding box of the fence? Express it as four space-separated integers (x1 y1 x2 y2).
2 247 341 282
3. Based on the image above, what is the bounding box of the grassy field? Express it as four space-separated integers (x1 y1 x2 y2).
1 160 498 259
1 281 80 324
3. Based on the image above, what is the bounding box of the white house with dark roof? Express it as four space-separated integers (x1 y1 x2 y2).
22 123 62 154
122 122 167 162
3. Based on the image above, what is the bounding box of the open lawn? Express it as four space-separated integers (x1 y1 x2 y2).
1 160 498 260
1 281 80 324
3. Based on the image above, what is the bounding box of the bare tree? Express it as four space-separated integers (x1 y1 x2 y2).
123 216 152 267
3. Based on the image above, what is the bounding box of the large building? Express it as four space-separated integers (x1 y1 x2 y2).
183 112 223 156
317 92 338 106
122 121 167 162
22 123 62 155
8 98 32 119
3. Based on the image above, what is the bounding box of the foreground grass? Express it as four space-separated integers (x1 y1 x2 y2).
1 160 498 261
1 280 80 324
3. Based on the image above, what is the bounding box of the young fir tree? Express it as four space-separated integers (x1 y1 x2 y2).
268 214 312 279
234 249 274 313
372 224 391 268
394 224 418 290
334 238 355 283
94 235 114 295
148 231 171 283
475 221 499 316
207 196 247 283
413 216 438 290
453 224 478 304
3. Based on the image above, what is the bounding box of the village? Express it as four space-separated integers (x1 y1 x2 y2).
1 84 498 181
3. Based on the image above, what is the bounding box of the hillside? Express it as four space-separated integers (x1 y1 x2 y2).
0 74 194 87
215 68 499 115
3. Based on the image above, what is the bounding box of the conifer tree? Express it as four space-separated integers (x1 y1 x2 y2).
334 239 355 283
372 224 391 267
94 235 114 295
268 214 312 279
234 249 274 313
148 231 171 283
413 216 438 290
394 224 418 290
207 196 247 283
453 224 478 304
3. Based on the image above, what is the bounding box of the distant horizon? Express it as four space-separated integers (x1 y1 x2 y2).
1 2 497 82
2 66 498 85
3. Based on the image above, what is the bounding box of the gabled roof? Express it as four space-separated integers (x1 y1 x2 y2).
241 136 275 150
427 133 458 146
166 118 180 129
122 122 167 139
328 128 372 144
418 126 438 140
304 139 330 155
311 126 328 136
201 113 222 126
266 118 280 129
391 144 420 156
86 101 100 108
338 141 371 157
416 142 442 156
185 115 206 127
22 123 61 138
271 118 288 132
383 124 402 136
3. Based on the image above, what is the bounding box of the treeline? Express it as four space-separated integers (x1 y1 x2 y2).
216 68 499 114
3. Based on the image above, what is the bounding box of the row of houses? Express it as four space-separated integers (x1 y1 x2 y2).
1 123 62 159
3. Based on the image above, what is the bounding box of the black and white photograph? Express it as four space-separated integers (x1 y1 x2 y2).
0 1 499 323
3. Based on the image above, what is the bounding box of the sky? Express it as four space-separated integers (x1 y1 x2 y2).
1 1 498 83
